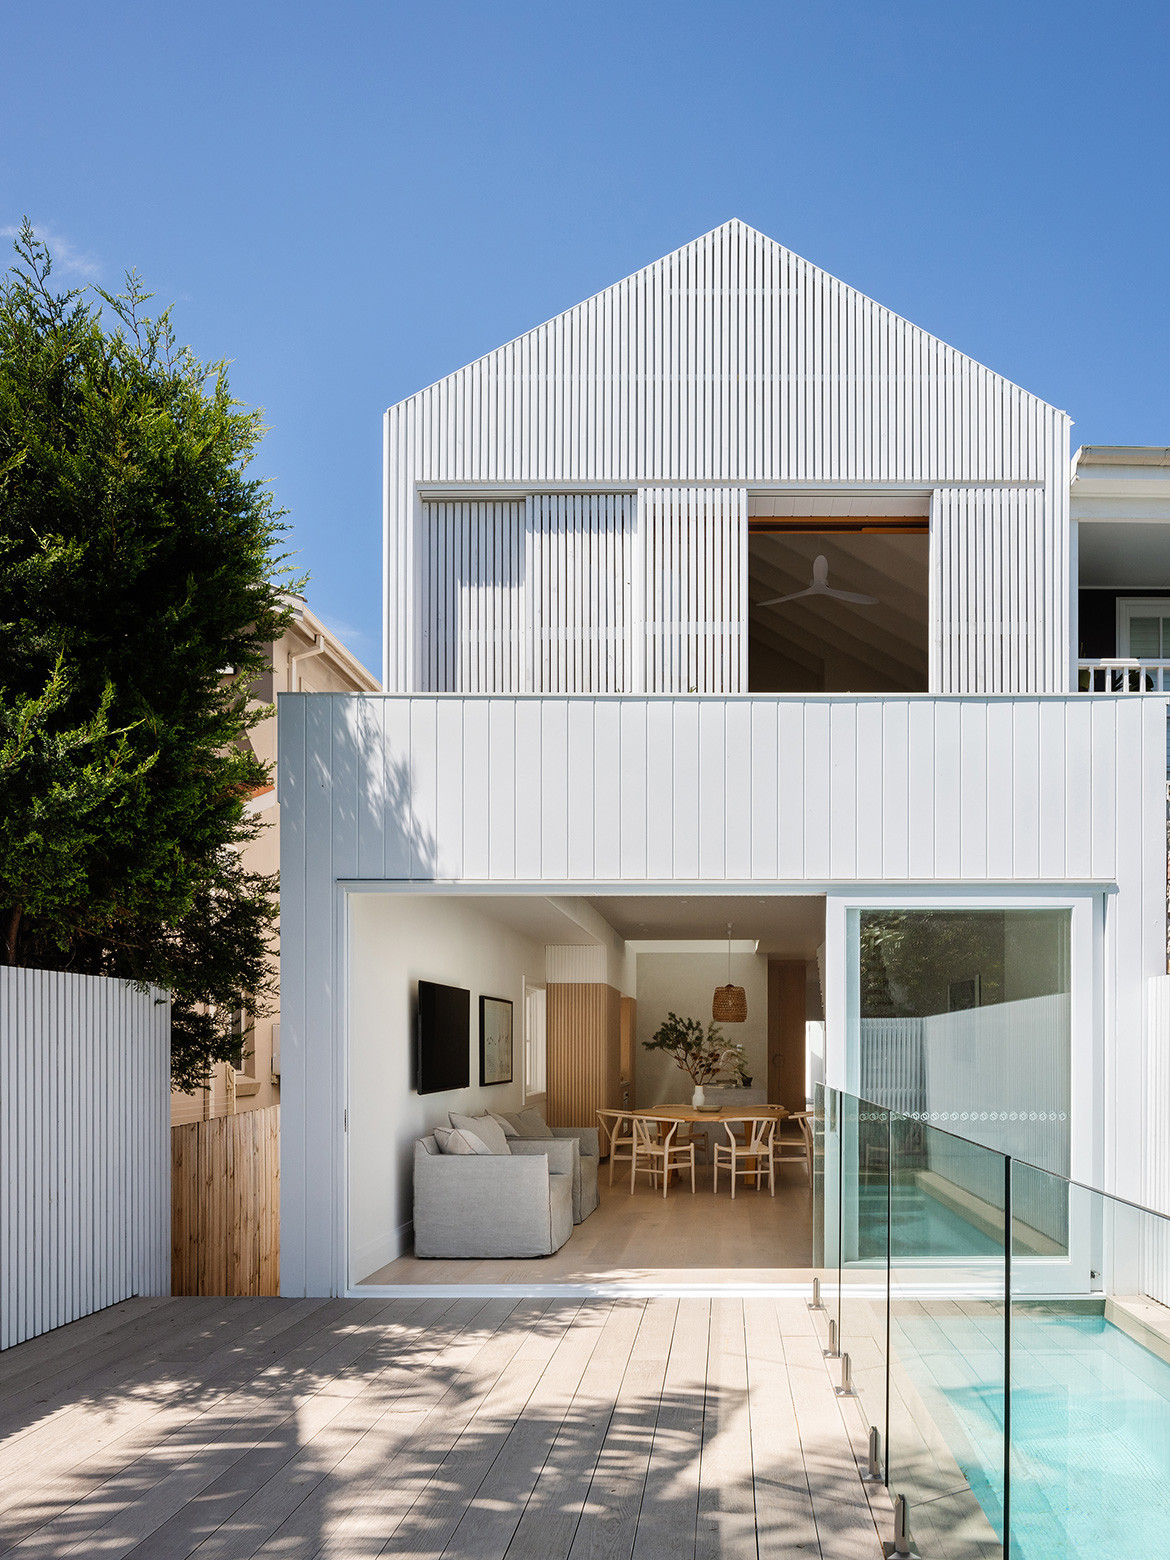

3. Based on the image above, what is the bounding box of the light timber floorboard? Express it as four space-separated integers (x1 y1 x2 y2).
0 1292 908 1559
361 1172 814 1289
0 1299 447 1560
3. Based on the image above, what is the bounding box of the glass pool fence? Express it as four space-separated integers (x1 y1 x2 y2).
814 1083 1170 1560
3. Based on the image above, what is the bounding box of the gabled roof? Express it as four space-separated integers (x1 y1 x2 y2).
386 218 1066 489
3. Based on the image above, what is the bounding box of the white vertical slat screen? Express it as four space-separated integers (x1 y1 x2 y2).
642 485 748 692
1 968 170 1350
386 219 1071 693
417 499 525 691
527 494 635 692
932 485 1068 693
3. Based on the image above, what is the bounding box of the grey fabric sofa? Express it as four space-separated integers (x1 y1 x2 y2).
547 1127 600 1221
497 1117 600 1223
412 1136 574 1258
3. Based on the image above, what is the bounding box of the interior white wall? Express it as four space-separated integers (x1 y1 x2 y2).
347 894 545 1281
634 951 769 1106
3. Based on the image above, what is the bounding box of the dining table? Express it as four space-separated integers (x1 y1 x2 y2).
625 1103 788 1184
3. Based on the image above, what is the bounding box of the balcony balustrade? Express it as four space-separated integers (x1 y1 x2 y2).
1078 657 1170 692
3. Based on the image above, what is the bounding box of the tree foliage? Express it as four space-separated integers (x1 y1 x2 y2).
641 1011 747 1085
0 221 300 1090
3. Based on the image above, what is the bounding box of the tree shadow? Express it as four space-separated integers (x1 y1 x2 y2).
0 1295 842 1560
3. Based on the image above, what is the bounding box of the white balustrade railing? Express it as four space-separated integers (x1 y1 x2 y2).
1078 658 1170 692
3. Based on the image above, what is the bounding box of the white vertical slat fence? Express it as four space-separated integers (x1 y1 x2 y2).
0 968 170 1350
1141 975 1170 1306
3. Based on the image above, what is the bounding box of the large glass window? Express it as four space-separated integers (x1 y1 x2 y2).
858 908 1071 1179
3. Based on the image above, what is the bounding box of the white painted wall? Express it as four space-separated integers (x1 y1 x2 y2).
347 893 545 1281
1 968 170 1350
633 951 768 1108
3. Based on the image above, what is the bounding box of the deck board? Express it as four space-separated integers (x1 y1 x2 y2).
0 1292 892 1559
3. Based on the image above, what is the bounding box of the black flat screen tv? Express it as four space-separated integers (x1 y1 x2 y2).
416 980 471 1094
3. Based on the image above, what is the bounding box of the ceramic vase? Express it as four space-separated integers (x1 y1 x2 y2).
692 1084 705 1108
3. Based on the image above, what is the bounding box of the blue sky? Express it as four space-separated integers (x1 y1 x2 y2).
5 1 1170 672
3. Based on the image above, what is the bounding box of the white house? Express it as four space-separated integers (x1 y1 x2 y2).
278 220 1170 1299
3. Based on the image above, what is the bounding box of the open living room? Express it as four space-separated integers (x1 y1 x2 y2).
348 892 827 1292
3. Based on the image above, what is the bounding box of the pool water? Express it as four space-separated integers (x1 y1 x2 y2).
857 1182 1003 1260
895 1309 1170 1559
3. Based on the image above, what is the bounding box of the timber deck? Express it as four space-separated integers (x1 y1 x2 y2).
0 1293 889 1558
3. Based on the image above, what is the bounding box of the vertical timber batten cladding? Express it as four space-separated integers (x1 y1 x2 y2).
384 220 1071 695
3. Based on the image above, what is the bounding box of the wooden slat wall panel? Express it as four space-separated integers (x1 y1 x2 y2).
545 983 622 1129
0 969 170 1351
385 219 1071 693
170 1104 280 1297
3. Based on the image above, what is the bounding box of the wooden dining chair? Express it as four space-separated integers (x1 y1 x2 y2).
713 1116 778 1198
630 1116 696 1197
769 1109 814 1184
595 1108 635 1185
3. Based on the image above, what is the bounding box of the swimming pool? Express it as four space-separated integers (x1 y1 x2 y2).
894 1309 1170 1559
856 1181 1003 1261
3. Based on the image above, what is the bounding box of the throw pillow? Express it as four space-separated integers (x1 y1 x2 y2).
433 1126 492 1156
448 1111 511 1156
508 1106 555 1140
488 1110 519 1139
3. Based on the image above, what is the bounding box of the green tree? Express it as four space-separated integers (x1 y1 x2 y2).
0 221 300 1090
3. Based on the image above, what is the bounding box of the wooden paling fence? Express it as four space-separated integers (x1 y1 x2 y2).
171 1105 279 1296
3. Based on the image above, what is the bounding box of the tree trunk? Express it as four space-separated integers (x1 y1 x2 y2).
4 904 22 965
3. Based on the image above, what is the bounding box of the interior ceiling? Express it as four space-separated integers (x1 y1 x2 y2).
471 893 826 959
748 532 929 689
1078 521 1170 587
460 896 601 946
584 895 826 957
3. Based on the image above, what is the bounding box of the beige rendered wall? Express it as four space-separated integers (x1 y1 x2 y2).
171 601 379 1126
633 950 769 1108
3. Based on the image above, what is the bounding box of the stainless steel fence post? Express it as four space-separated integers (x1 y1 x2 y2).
883 1494 915 1558
835 1351 856 1397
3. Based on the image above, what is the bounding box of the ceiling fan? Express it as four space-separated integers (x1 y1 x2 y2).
757 554 879 608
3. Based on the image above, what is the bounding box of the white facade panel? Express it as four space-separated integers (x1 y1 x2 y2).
293 693 1160 888
385 220 1072 695
0 969 170 1349
278 690 1167 1295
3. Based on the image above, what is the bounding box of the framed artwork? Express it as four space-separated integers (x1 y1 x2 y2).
479 995 514 1086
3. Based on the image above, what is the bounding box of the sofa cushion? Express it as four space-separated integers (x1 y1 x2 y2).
502 1106 555 1140
448 1111 511 1155
488 1110 520 1138
434 1125 492 1156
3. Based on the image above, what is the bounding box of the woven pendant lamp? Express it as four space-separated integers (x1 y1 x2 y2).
712 922 747 1022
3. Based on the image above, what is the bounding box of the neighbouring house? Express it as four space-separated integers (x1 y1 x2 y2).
171 596 379 1126
277 220 1170 1299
